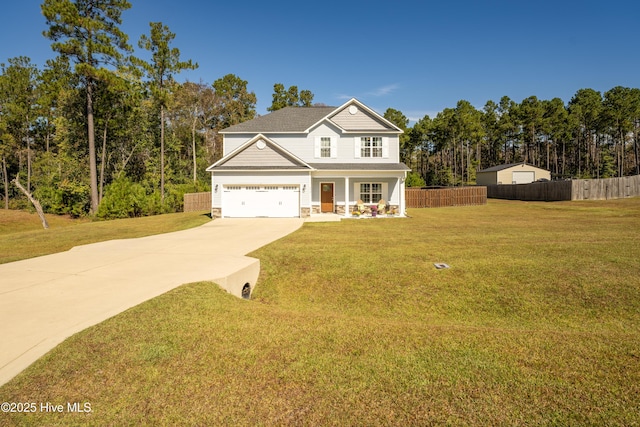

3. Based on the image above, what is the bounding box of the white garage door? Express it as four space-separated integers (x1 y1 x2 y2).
222 185 300 217
512 171 535 184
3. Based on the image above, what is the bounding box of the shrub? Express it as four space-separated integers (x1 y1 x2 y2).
34 180 90 217
97 175 147 219
405 171 426 188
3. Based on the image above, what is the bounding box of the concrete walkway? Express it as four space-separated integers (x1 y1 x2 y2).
0 218 303 387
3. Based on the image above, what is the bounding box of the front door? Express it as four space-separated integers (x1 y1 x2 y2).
320 183 334 213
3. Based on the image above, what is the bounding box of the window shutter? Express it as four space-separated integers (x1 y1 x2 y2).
382 137 389 158
354 137 361 159
331 137 337 158
314 137 321 158
383 182 389 201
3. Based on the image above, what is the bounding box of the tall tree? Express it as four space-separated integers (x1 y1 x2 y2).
631 88 640 175
518 96 545 165
384 107 410 165
0 66 13 208
267 83 314 111
212 74 257 129
406 115 432 178
497 96 520 164
430 108 457 185
541 98 569 175
602 87 636 177
133 22 197 202
37 56 73 154
568 89 602 178
42 0 132 213
481 100 501 166
173 81 217 183
454 100 483 183
0 57 39 192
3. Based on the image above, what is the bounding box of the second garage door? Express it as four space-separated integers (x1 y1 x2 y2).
222 185 300 217
512 171 535 184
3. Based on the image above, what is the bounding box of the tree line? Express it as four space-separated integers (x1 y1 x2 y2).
385 88 640 187
1 1 639 218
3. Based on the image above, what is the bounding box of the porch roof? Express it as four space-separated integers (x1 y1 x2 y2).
308 163 411 172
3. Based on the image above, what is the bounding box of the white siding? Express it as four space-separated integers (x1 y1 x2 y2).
224 139 301 167
222 125 400 164
330 107 392 131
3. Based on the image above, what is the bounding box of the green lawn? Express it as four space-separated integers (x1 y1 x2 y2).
1 200 639 426
0 210 211 264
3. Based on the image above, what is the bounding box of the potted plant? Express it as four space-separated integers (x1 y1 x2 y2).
370 205 378 217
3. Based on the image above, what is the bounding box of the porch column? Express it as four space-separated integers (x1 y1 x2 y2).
398 176 405 216
344 176 350 217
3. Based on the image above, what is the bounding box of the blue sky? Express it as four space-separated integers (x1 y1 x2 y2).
2 0 639 122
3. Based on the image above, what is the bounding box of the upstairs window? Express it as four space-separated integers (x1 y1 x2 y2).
315 136 336 158
320 137 331 158
360 137 383 158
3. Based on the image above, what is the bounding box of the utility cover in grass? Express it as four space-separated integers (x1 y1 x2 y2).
434 263 450 269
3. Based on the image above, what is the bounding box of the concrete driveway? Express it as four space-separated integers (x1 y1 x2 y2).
0 218 303 386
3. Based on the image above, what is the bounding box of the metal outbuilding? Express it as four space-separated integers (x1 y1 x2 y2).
476 162 551 185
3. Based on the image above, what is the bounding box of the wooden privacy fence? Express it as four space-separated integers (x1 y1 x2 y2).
487 180 572 201
405 187 487 208
572 175 640 200
487 175 640 201
185 188 487 212
184 192 211 212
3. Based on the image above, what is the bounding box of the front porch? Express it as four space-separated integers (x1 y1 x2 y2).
306 211 404 222
309 168 407 217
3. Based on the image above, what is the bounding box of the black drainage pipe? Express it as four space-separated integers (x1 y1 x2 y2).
241 283 251 299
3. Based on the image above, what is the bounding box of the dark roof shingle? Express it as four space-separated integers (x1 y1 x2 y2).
220 106 336 133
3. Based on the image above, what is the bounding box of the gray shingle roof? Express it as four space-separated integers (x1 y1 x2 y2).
220 106 337 133
308 163 411 171
209 165 311 170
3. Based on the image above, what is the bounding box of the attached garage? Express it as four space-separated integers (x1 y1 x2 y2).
222 185 300 218
477 162 551 186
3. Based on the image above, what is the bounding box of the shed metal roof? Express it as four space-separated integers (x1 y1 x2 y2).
478 162 549 173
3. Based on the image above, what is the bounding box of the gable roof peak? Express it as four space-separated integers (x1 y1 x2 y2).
220 97 402 134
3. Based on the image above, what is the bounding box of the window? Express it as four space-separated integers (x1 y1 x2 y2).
320 137 331 158
360 137 382 158
315 136 336 158
360 183 383 204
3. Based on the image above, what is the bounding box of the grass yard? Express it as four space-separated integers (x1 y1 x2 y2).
1 199 639 425
0 210 211 264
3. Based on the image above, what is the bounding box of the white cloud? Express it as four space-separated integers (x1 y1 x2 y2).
334 84 399 102
406 110 441 123
335 93 354 101
365 84 399 97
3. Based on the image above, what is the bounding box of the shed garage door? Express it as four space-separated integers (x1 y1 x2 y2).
222 185 300 217
512 171 535 184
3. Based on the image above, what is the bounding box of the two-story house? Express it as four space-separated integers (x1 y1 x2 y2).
206 98 410 218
